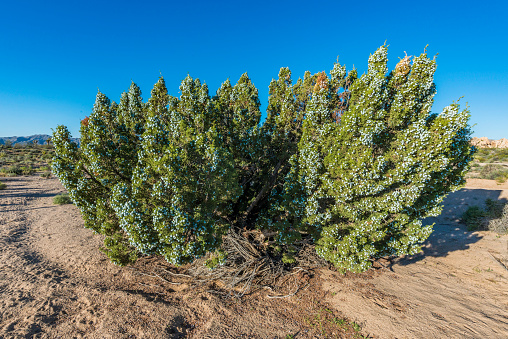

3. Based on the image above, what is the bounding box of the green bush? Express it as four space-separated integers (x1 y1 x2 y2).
20 166 34 175
53 194 72 205
52 45 474 272
478 164 508 182
1 165 22 175
0 181 6 190
463 199 508 234
462 206 486 231
40 171 52 178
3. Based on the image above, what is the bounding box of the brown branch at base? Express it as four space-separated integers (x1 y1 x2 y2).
129 228 326 298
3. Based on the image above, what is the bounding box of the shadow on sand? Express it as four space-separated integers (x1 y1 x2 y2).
397 188 508 265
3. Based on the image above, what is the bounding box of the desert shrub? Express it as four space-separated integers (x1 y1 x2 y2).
1 165 22 175
0 181 6 190
478 164 508 182
20 166 34 175
40 171 52 178
53 194 72 205
52 45 474 272
485 198 505 218
462 199 508 233
487 202 508 234
462 206 486 231
39 165 50 171
474 148 508 163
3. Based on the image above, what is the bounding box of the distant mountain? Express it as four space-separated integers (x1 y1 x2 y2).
0 134 80 146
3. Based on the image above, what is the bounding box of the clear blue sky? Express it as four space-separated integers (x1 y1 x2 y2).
0 0 506 139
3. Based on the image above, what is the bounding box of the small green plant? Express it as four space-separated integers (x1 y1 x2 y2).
20 166 34 175
53 194 72 205
0 181 6 190
495 173 508 183
352 322 362 333
281 251 297 264
462 206 486 231
204 249 227 269
285 335 295 339
40 171 52 178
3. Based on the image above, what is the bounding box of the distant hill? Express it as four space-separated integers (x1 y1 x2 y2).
471 137 508 148
0 134 80 146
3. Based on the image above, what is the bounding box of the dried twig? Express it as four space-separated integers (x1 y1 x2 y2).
267 283 308 299
488 251 508 272
152 270 183 285
157 266 194 278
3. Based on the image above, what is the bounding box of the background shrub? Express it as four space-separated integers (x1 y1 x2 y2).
487 203 508 234
1 165 22 176
477 164 508 182
462 206 486 231
462 199 508 234
40 171 52 178
53 194 72 205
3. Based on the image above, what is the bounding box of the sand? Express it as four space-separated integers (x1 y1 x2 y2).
1 176 507 338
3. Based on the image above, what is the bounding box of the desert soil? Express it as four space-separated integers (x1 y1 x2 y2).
1 176 507 338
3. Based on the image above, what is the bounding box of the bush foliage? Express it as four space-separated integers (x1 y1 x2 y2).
52 46 475 272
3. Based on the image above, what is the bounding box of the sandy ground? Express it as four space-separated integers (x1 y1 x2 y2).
1 176 507 338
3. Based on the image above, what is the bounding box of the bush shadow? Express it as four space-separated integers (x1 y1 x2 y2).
397 188 508 266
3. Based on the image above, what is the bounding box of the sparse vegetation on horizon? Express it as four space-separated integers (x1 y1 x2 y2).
0 143 55 177
466 148 508 182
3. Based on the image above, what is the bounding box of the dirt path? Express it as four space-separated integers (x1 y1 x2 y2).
1 176 508 338
0 177 187 338
322 181 508 338
0 177 353 339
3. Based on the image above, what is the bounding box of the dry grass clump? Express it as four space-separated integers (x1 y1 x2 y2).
486 202 508 234
462 199 508 234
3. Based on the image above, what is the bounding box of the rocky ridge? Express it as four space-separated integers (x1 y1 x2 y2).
471 137 508 148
